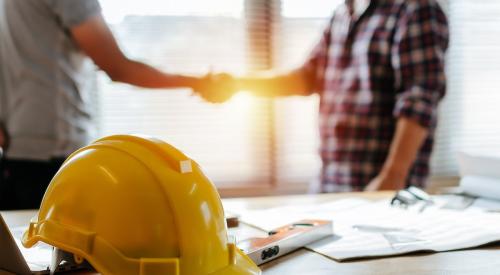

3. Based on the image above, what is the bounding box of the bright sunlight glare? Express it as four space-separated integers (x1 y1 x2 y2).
228 92 255 114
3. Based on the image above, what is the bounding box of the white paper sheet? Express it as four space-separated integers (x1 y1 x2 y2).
471 197 500 212
230 199 500 261
10 227 52 270
460 175 500 200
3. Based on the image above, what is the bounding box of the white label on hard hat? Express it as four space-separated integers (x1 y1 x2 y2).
180 160 193 173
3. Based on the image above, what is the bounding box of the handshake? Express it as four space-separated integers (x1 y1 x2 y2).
191 72 240 104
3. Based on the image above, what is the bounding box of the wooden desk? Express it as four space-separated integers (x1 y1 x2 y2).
3 192 500 274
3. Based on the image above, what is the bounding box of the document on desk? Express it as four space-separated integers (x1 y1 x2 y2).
229 199 500 261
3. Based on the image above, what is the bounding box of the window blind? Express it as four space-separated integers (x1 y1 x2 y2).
431 0 500 177
273 0 342 185
96 0 485 190
243 0 343 186
97 0 345 189
243 0 280 186
95 0 346 190
97 0 274 187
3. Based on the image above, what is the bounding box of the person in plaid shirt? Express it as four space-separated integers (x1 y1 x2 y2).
200 0 449 192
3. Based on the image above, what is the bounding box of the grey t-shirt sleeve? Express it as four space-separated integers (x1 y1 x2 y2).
48 0 102 28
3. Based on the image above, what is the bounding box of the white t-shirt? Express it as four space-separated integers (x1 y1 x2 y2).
0 0 101 160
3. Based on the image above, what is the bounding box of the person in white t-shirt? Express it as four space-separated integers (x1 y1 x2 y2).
0 0 224 209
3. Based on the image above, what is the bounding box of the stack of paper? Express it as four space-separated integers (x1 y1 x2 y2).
229 198 500 261
459 153 500 200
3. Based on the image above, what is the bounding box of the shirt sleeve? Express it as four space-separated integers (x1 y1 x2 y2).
391 0 449 128
300 17 334 94
48 0 102 28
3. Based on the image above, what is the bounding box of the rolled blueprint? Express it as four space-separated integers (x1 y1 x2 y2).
458 152 500 178
461 175 500 201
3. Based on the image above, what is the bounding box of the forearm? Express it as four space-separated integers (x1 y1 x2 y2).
237 68 314 97
109 59 200 89
380 117 429 187
71 15 201 90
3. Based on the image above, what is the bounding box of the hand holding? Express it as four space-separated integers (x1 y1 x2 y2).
194 72 238 103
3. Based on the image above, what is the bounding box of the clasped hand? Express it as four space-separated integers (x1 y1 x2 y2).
193 72 238 103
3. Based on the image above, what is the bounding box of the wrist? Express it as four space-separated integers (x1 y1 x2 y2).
183 76 203 91
234 77 246 92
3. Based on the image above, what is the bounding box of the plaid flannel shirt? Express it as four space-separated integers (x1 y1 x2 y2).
303 0 449 192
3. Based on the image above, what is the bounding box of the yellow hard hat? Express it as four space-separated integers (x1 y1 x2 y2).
22 135 261 275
